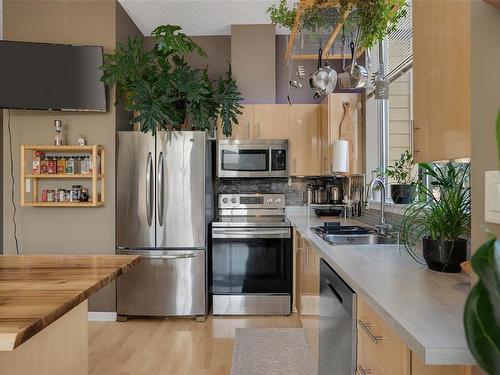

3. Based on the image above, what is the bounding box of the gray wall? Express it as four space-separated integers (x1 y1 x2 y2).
143 35 231 83
470 2 500 253
231 25 276 104
470 5 499 372
115 1 144 131
2 0 142 312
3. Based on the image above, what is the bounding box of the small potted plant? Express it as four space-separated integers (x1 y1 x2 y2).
377 150 417 204
401 163 470 273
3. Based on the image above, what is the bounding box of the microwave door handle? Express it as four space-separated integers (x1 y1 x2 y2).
269 146 272 176
146 152 153 227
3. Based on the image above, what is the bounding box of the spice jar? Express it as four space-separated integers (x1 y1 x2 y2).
57 156 66 174
47 157 57 174
40 156 49 174
65 157 75 174
41 189 48 202
59 189 66 202
32 151 44 174
47 190 55 202
79 188 90 202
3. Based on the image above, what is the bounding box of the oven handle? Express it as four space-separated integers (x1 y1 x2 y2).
212 228 291 239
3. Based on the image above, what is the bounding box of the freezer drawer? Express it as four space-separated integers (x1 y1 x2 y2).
116 249 206 317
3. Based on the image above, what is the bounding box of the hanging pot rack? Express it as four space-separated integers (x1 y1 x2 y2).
284 0 364 61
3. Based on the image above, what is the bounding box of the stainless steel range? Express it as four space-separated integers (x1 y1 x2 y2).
211 193 292 315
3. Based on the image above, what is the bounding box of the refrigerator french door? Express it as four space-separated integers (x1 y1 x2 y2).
116 131 213 317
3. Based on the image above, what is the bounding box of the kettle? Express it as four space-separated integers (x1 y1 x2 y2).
328 186 343 204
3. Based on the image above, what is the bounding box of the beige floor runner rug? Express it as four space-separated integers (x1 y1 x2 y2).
231 328 318 375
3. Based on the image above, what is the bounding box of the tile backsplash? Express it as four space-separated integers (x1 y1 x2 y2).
216 177 344 206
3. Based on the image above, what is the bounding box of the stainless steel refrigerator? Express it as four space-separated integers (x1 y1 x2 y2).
116 131 214 319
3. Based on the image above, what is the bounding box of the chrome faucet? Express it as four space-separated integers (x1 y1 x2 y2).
368 178 392 236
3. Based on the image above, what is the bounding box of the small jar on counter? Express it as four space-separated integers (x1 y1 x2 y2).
41 189 48 202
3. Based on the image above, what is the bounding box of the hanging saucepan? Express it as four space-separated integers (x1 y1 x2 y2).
345 27 368 89
323 60 337 94
309 48 330 96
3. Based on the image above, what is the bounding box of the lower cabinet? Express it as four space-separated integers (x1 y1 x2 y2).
294 232 474 375
357 294 473 375
294 229 320 367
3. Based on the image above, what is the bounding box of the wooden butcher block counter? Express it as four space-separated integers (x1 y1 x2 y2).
0 255 140 375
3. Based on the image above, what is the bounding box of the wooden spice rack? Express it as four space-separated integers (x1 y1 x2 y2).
20 145 105 207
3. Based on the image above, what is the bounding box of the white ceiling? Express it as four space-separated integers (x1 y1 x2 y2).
118 0 292 36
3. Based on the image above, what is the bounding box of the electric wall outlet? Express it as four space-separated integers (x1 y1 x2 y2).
25 178 31 193
485 170 500 224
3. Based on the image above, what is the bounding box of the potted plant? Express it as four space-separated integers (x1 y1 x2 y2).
377 150 417 204
400 163 470 273
100 25 243 136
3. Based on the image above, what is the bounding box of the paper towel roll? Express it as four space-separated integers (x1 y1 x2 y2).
331 140 349 173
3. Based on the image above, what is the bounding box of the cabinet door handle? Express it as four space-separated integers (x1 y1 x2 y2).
293 158 297 174
247 122 250 138
357 365 375 375
257 122 260 138
357 320 384 344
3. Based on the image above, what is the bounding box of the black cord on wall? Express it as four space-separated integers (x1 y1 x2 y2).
7 109 20 255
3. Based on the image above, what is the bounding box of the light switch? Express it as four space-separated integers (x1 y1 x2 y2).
485 171 500 224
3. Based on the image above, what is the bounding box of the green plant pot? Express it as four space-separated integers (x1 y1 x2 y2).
422 237 467 273
390 184 416 204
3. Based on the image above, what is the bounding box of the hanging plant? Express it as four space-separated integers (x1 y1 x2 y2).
267 0 407 49
340 0 407 49
100 25 243 136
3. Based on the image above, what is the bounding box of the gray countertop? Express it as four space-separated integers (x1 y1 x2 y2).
286 208 475 366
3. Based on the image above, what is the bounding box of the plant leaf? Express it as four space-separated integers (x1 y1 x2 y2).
464 280 500 374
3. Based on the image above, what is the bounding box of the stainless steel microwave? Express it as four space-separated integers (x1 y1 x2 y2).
217 140 288 178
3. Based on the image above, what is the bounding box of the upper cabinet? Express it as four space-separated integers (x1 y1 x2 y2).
412 0 471 163
217 104 289 140
320 94 363 175
290 104 320 176
217 105 254 140
253 105 290 139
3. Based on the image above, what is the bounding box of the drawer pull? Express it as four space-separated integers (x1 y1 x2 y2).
357 365 374 375
357 320 384 344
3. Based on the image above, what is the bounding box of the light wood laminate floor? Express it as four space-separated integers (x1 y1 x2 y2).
89 314 301 375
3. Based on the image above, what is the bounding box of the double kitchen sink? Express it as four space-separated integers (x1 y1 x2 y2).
313 223 396 246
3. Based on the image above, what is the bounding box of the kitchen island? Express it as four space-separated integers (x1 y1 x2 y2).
286 207 475 370
0 255 140 375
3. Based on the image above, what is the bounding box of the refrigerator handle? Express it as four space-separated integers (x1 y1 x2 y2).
158 152 165 226
146 152 153 227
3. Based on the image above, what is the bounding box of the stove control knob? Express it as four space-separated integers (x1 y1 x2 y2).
267 198 273 203
231 198 237 204
222 198 228 204
275 198 282 203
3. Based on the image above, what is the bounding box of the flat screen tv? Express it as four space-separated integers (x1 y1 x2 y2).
0 41 106 112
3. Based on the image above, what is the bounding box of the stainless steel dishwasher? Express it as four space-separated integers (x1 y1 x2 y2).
319 259 357 375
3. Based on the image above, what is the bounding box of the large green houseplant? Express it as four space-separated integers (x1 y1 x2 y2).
400 163 470 272
463 112 500 375
101 25 243 135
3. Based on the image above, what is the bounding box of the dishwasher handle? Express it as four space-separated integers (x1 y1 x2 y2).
320 259 356 318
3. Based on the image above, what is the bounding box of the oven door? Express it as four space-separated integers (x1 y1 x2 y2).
211 227 292 294
217 144 271 178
